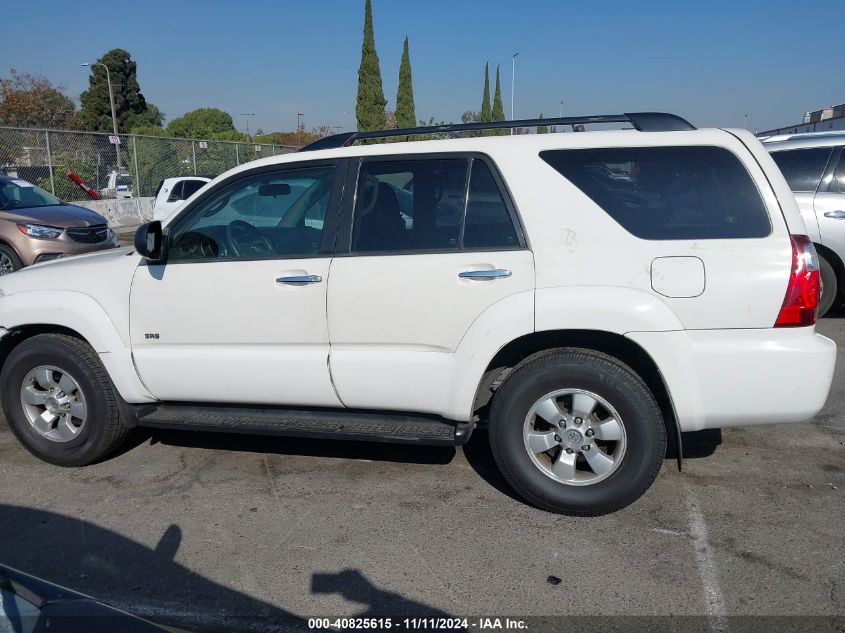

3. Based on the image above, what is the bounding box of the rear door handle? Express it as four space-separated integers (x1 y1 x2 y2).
276 275 322 285
823 210 845 219
458 269 512 280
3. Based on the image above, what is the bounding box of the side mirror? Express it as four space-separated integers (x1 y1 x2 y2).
134 221 166 262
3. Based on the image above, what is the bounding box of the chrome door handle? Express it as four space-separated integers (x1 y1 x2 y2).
458 269 512 280
276 275 322 285
823 210 845 219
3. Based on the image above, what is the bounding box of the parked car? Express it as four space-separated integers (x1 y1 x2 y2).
0 113 835 516
763 131 845 316
100 170 133 199
0 175 119 274
0 563 187 632
151 176 211 220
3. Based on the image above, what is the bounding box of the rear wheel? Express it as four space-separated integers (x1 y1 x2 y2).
488 349 666 516
0 245 22 275
0 334 130 466
818 254 838 317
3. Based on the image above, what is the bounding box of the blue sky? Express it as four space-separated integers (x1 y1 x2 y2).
2 0 842 134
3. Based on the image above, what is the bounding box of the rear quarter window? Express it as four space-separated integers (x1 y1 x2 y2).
540 146 771 240
770 147 833 193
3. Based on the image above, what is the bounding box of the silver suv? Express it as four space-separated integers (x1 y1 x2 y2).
764 132 845 315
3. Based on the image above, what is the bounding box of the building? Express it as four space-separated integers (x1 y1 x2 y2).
758 102 845 137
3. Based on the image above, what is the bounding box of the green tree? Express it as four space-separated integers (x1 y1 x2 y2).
480 63 492 123
0 70 76 128
492 65 506 135
356 0 387 131
537 113 549 134
79 49 163 132
395 36 416 129
166 108 236 138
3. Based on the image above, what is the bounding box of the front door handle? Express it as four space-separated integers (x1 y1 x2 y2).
276 275 322 285
823 210 845 219
458 268 512 280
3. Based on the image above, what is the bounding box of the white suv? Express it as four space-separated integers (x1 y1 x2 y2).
0 113 836 515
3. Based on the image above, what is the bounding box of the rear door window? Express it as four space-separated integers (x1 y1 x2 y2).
828 150 845 194
540 146 771 240
770 148 833 192
463 160 519 248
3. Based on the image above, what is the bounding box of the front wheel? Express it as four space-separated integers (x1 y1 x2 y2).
0 245 22 276
0 333 130 466
488 349 666 516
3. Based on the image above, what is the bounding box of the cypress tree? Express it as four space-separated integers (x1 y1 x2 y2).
395 36 416 129
537 113 549 134
356 0 387 131
480 63 492 123
492 65 506 134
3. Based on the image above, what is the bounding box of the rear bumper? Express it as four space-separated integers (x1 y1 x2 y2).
627 327 836 431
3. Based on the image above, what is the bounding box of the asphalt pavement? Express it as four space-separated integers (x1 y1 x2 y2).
0 312 842 632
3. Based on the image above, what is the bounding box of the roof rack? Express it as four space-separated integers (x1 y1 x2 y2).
299 112 695 152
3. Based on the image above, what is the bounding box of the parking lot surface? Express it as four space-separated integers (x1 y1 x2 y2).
0 316 842 631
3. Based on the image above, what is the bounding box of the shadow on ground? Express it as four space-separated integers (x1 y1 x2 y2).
0 505 453 633
145 428 457 465
131 424 723 508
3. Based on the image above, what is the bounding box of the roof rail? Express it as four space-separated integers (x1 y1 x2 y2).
299 112 695 152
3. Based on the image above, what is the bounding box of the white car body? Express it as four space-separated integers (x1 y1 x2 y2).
0 127 834 429
100 171 133 199
0 118 836 514
151 177 211 221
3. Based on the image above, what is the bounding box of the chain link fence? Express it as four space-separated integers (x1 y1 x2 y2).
0 126 299 201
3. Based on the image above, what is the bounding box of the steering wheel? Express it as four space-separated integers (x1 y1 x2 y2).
225 220 275 258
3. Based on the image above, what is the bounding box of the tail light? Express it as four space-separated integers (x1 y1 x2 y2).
774 235 820 327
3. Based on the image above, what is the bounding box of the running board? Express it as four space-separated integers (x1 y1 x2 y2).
134 404 472 446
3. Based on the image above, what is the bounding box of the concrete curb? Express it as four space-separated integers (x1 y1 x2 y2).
69 197 154 228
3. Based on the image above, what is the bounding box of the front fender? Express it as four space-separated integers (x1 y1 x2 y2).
0 291 155 403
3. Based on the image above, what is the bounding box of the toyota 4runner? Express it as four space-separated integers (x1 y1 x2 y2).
0 113 836 515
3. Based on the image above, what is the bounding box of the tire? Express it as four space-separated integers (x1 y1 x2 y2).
0 333 130 466
488 349 666 516
0 245 22 276
818 254 838 318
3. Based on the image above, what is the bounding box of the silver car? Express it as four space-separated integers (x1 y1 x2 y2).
764 131 845 316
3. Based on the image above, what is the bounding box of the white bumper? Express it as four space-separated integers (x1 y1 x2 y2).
627 327 836 431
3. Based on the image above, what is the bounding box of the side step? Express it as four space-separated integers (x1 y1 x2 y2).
134 404 473 446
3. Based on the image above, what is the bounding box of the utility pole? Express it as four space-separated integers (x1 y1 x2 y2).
82 62 121 169
241 113 255 140
511 52 520 135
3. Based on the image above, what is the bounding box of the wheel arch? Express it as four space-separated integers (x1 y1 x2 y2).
0 324 86 377
0 237 23 261
814 242 844 297
472 329 681 462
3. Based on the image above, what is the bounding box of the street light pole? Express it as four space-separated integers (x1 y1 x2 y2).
240 113 255 140
559 100 564 118
82 62 120 169
511 52 520 135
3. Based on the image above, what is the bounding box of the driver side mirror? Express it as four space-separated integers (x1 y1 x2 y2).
134 221 166 262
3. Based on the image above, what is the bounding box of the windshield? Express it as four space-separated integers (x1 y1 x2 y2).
0 178 63 210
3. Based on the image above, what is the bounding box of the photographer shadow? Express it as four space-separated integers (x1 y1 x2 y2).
0 505 454 632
